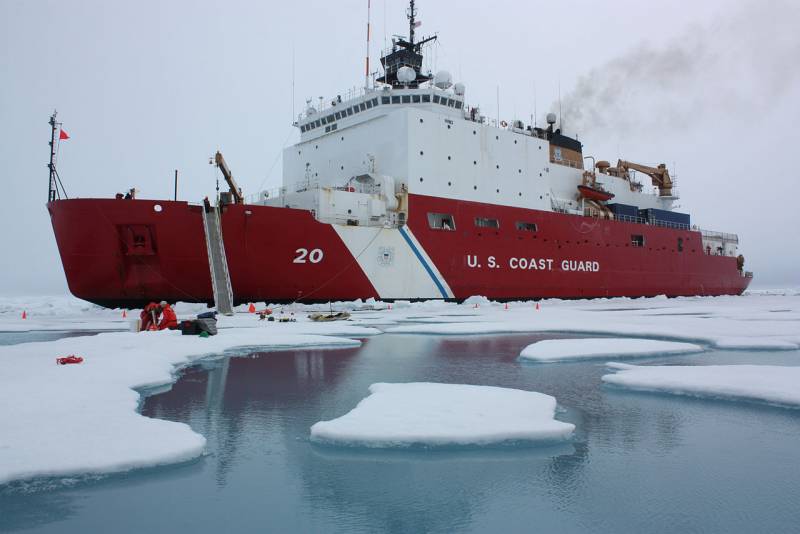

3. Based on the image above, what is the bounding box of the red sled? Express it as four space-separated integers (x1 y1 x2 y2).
57 355 84 365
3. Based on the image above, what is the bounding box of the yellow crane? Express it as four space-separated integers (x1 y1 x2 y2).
617 160 674 197
214 151 244 204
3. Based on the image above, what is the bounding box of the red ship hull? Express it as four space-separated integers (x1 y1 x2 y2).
48 195 750 308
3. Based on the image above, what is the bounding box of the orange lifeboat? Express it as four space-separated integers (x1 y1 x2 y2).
577 185 614 202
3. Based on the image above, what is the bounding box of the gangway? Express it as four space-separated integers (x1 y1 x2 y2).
201 205 235 316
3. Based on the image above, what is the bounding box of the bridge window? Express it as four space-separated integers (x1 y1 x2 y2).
455 101 463 109
352 105 360 114
300 125 307 133
372 97 378 106
366 100 373 108
346 108 353 116
422 94 431 103
326 114 334 123
413 94 421 103
631 235 645 247
335 112 341 120
382 96 390 104
433 95 440 104
359 103 366 111
427 213 456 231
516 222 538 232
392 95 401 104
475 217 500 229
402 95 411 103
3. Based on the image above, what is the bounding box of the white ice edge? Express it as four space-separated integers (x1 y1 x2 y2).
310 382 575 447
519 338 704 362
602 363 800 408
0 325 370 486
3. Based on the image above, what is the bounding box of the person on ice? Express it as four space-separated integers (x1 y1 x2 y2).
157 301 178 330
139 302 160 331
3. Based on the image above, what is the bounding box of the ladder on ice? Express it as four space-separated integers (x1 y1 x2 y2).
202 205 235 316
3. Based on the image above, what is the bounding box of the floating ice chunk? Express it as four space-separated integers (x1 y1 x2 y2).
462 295 491 306
520 338 703 362
602 363 800 408
310 382 574 447
711 337 799 350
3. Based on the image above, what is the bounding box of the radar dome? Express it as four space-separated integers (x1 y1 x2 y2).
546 112 557 125
434 70 453 89
397 66 417 84
453 82 466 96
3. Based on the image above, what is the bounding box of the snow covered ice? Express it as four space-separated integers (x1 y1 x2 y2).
519 338 703 362
1 289 799 485
310 382 575 447
602 363 800 408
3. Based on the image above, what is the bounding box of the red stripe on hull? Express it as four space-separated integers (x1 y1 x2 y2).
406 194 751 298
48 199 377 308
49 193 750 308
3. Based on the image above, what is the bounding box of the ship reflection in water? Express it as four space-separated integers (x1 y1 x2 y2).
3 334 800 533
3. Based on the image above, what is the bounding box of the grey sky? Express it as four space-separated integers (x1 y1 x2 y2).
1 0 798 296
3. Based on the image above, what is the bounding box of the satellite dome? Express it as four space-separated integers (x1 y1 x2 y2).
546 112 557 125
434 70 453 89
397 66 416 84
453 82 466 96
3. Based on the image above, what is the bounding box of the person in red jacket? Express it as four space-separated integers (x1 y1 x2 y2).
139 302 160 332
158 301 178 330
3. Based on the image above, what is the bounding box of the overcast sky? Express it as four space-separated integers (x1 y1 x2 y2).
1 0 798 296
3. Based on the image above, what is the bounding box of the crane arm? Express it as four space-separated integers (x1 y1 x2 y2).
617 159 674 196
214 151 244 204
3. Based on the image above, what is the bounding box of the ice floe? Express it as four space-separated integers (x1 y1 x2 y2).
310 382 575 447
602 363 800 408
0 325 368 485
384 293 800 351
519 338 703 362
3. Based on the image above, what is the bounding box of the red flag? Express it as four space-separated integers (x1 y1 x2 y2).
59 129 70 140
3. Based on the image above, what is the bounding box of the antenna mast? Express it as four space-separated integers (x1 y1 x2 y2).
365 0 372 89
408 0 417 45
48 111 58 202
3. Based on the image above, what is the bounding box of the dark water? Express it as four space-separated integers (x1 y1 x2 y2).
2 334 800 533
0 330 105 346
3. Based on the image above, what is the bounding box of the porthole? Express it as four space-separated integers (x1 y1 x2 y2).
495 135 499 140
153 204 162 212
448 181 452 186
473 160 477 165
514 140 517 144
496 164 500 169
420 150 424 156
340 165 344 170
496 189 500 193
473 130 476 135
518 169 522 173
447 125 451 129
419 118 424 123
473 185 477 190
518 192 522 197
420 177 424 182
448 156 451 160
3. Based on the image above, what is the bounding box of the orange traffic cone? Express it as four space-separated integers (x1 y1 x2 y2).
22 310 27 319
504 302 509 310
474 303 479 309
122 309 127 318
388 303 392 310
535 302 540 311
248 303 256 313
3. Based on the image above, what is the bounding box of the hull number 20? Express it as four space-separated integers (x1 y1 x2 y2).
294 248 324 264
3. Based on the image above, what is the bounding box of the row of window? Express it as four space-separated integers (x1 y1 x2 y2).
301 93 464 133
427 212 538 232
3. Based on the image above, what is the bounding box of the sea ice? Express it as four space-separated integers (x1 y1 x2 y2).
0 326 366 485
602 363 800 408
310 382 575 447
519 338 703 362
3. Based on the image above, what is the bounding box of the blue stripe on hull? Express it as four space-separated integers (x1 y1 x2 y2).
398 226 449 299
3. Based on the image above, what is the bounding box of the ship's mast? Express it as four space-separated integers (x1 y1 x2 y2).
47 111 68 202
408 0 416 45
48 111 58 202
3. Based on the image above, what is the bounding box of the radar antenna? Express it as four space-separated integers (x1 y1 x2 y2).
377 0 437 87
